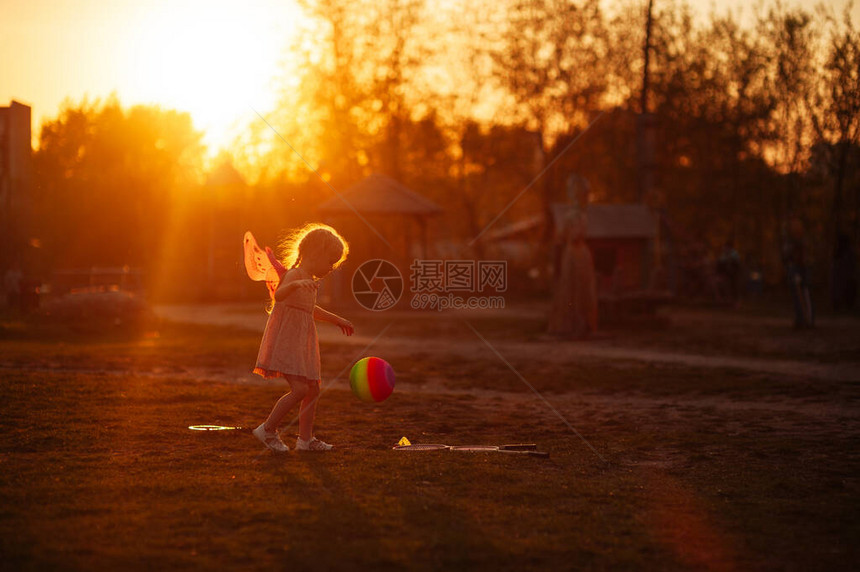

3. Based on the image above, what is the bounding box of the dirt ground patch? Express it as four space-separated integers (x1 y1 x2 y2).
154 302 860 382
2 302 858 570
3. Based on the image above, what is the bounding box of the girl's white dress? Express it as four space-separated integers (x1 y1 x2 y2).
253 278 320 381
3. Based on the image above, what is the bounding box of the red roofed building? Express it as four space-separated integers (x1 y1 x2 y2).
484 204 669 306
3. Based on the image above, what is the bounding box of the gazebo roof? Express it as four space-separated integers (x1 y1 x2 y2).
318 173 442 216
205 160 246 187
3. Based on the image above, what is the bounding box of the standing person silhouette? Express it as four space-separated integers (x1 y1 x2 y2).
783 219 814 329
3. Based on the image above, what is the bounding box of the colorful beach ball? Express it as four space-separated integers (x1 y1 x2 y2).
349 357 395 402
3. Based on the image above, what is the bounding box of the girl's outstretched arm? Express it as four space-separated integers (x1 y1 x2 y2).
313 306 354 336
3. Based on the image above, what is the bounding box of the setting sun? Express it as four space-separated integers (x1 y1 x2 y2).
117 0 301 153
2 0 304 155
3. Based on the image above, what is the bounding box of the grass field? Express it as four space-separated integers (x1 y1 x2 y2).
1 304 858 571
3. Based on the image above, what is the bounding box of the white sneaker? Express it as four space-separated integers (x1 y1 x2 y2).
253 423 289 453
296 436 333 451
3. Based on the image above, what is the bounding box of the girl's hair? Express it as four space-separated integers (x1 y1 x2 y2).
278 223 349 273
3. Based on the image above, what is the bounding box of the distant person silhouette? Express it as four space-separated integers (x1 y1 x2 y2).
716 239 741 307
4 263 23 312
782 219 814 329
549 174 598 338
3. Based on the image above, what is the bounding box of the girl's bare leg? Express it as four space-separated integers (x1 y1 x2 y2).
263 378 309 431
298 381 321 441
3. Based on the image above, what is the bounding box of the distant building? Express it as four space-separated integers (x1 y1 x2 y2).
317 173 443 308
318 173 443 262
1 101 34 302
484 204 669 303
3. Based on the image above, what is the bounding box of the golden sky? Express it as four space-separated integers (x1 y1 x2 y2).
2 0 855 156
2 0 301 154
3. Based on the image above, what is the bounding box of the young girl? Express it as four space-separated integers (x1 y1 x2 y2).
252 224 354 452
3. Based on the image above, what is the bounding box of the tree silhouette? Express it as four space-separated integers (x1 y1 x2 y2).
33 97 204 281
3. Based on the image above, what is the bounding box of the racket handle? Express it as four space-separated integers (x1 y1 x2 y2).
498 449 550 458
500 444 537 451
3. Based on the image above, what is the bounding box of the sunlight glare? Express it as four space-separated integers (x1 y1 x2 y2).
118 0 301 154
